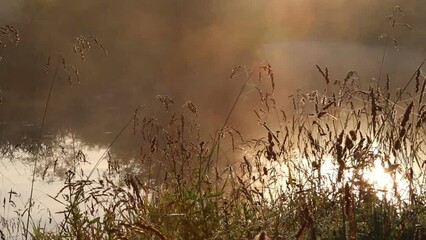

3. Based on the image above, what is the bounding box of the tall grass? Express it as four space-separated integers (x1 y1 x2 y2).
12 61 424 240
1 5 426 239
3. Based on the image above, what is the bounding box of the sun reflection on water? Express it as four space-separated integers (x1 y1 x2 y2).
244 146 411 203
364 159 393 191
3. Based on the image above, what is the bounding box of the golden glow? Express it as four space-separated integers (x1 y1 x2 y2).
264 1 315 38
362 141 410 200
244 140 411 202
364 159 393 191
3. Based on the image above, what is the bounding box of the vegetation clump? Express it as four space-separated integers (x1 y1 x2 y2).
7 62 423 240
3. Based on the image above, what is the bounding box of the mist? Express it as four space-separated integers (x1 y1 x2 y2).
1 0 426 156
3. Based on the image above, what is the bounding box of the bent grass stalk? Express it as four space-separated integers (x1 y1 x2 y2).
25 58 61 240
209 65 253 169
86 114 135 180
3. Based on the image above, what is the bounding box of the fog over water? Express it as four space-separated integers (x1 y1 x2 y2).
1 0 426 231
0 0 426 164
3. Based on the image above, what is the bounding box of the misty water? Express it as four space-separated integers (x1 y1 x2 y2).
1 0 426 234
